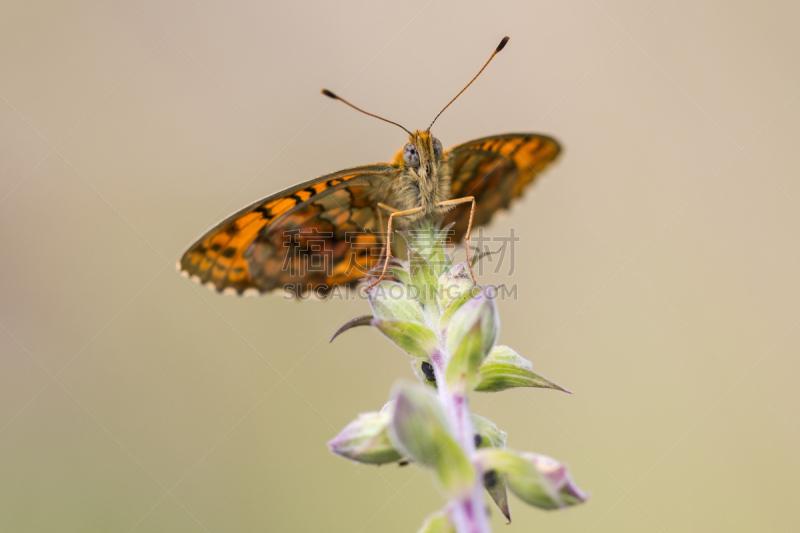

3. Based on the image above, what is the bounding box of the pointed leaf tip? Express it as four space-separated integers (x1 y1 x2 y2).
330 314 373 342
483 469 511 523
475 346 571 393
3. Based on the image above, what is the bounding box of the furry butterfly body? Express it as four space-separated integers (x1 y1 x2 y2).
178 131 559 295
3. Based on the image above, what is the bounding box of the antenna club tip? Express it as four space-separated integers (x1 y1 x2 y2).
321 89 337 99
496 36 510 52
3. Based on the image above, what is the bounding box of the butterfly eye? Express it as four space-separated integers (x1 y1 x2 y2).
432 137 443 158
403 143 420 166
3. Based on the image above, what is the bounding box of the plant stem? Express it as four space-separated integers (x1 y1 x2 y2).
430 350 492 533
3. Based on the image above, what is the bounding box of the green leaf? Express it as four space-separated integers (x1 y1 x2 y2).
416 509 455 533
483 469 511 523
327 402 403 465
389 382 475 496
366 257 408 286
372 319 438 359
385 265 410 286
368 281 425 323
477 449 589 510
475 346 570 393
470 415 510 522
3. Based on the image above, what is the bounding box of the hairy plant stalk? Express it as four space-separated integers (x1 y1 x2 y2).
431 351 492 533
328 221 588 533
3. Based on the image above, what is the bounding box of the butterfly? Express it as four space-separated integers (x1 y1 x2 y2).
178 36 561 297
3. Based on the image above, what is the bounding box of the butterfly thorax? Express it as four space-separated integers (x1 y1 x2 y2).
389 130 452 223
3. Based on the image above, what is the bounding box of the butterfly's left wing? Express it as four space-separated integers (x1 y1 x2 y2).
179 164 396 296
442 133 561 240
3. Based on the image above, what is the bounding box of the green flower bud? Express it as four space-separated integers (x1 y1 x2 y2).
446 288 499 357
327 402 403 465
477 449 589 510
445 288 499 393
475 346 571 393
437 265 475 309
470 414 507 449
389 382 475 496
438 285 481 331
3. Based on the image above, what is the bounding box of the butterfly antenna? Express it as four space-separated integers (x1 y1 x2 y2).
321 89 413 136
428 36 509 130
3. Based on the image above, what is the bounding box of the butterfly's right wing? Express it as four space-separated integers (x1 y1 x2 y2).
442 134 561 240
179 164 397 295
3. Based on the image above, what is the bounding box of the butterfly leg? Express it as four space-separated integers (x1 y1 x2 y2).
377 202 399 213
435 196 477 284
366 205 424 291
376 202 397 250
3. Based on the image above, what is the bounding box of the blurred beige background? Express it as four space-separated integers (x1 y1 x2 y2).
1 0 799 531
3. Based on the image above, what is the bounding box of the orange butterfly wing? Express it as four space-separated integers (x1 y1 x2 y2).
179 165 395 295
442 133 561 240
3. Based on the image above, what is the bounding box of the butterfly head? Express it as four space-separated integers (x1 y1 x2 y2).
401 130 444 178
